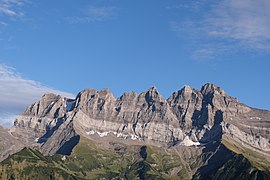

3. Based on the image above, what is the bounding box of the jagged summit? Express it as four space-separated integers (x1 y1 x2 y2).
6 83 270 162
182 84 192 92
78 88 98 96
118 91 138 101
201 83 226 96
39 83 226 105
76 88 113 99
41 92 60 98
1 83 269 179
147 86 158 92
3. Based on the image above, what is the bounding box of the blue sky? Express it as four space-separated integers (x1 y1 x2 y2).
0 0 270 126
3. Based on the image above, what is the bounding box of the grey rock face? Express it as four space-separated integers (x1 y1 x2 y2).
167 85 203 129
40 117 79 156
0 126 24 161
9 83 270 157
73 87 182 144
14 93 67 133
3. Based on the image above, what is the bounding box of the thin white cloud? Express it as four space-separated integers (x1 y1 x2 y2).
66 6 117 24
166 1 205 11
0 21 7 26
192 47 216 60
0 112 17 127
0 6 17 16
0 0 25 17
206 0 270 49
0 64 74 127
169 0 270 59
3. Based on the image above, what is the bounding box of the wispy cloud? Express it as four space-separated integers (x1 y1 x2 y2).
206 0 270 49
169 0 270 59
166 1 205 11
66 6 117 24
0 64 74 127
0 0 26 17
0 21 7 26
0 112 17 128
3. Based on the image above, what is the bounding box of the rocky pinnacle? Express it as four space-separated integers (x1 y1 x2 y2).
11 83 270 156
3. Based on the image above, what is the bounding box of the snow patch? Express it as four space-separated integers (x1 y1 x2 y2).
86 130 95 135
86 130 132 139
180 136 200 147
61 155 66 161
250 117 262 120
131 134 139 140
97 131 109 137
116 132 128 139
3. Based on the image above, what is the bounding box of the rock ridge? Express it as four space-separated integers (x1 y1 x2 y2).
9 83 270 157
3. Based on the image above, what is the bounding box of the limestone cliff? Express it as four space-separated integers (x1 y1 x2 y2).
9 83 270 158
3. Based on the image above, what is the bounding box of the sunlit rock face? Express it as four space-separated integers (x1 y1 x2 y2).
9 83 270 156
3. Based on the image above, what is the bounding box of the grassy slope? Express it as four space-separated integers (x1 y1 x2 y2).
1 135 269 180
212 154 270 180
0 137 190 180
191 135 270 180
0 148 77 180
221 136 270 172
196 136 270 180
62 137 190 179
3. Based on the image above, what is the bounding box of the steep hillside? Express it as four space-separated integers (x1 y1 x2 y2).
0 136 269 180
0 83 270 179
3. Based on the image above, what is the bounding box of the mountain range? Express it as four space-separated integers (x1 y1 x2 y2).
0 83 269 179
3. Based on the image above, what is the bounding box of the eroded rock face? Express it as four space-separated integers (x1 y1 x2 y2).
13 93 67 133
0 126 24 161
9 83 270 156
73 87 183 145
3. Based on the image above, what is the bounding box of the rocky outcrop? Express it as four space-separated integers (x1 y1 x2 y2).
73 87 183 145
0 126 24 161
8 83 270 158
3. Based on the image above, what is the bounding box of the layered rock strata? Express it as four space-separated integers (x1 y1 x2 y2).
10 83 270 156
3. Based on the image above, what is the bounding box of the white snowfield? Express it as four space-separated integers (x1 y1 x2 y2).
86 129 201 147
250 117 262 120
86 130 95 135
86 130 139 140
180 136 201 146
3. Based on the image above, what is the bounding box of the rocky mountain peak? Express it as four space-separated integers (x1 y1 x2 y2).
144 86 163 102
76 88 98 99
168 85 201 104
41 93 60 99
118 91 138 101
22 92 63 117
148 86 158 91
201 83 226 96
144 86 159 96
98 88 115 101
76 88 115 102
9 83 270 163
182 85 192 92
179 85 194 100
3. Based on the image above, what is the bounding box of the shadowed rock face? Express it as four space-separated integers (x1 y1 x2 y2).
8 83 270 157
